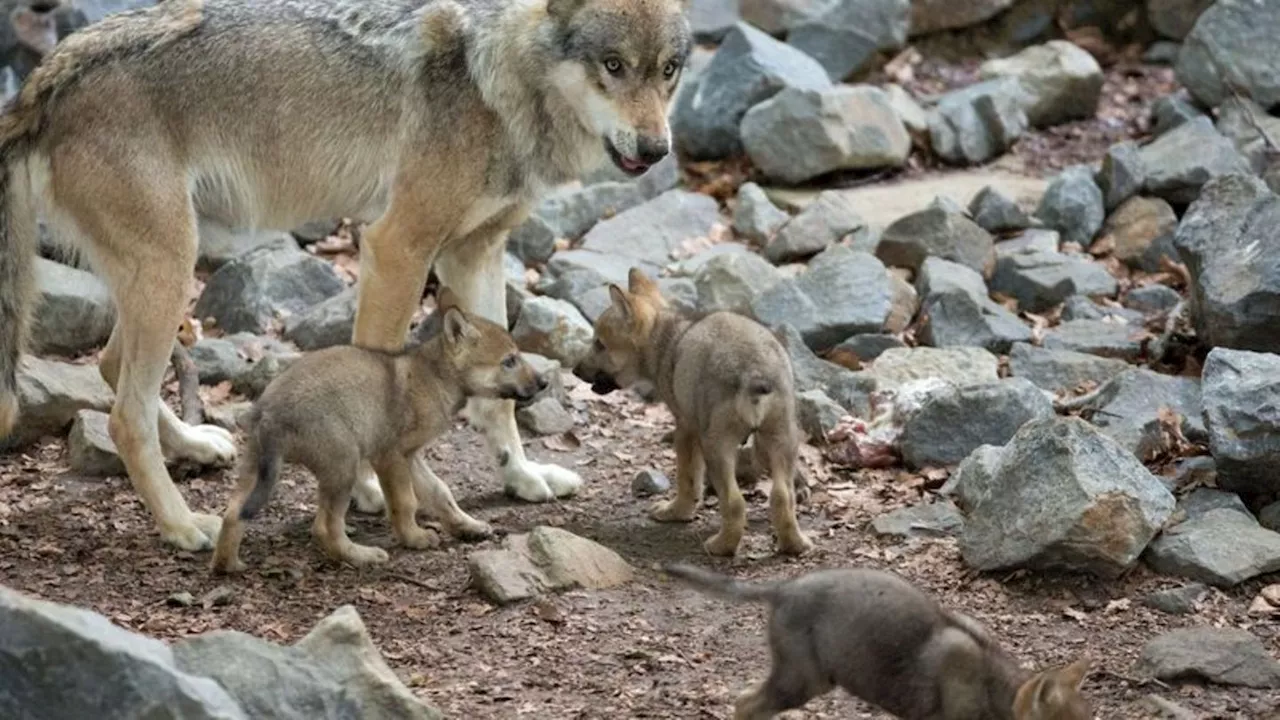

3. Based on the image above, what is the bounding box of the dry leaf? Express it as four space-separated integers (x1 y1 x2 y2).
542 431 582 452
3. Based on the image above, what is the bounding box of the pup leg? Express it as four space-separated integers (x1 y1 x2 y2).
735 634 829 720
702 435 747 557
373 454 441 550
58 160 219 550
409 453 492 540
651 425 703 523
434 227 583 502
312 463 389 567
210 445 260 574
757 426 812 556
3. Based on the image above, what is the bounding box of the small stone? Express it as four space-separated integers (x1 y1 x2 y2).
751 245 894 350
765 190 867 264
1147 0 1214 41
883 270 919 335
1216 96 1280 175
1136 627 1280 688
1077 368 1206 461
872 500 964 539
990 250 1117 314
1140 116 1252 205
732 182 790 244
631 468 671 497
968 185 1032 234
194 243 347 335
189 338 248 385
166 591 196 608
1260 501 1280 532
796 389 846 442
1007 342 1131 393
774 325 876 415
537 250 658 309
978 40 1104 128
508 182 647 265
1059 295 1143 324
877 204 996 277
1142 583 1209 615
1041 319 1146 361
1097 196 1178 273
694 252 783 315
1150 91 1205 137
67 410 125 476
200 585 235 610
1096 140 1147 211
1036 165 1105 248
516 397 574 437
927 78 1028 165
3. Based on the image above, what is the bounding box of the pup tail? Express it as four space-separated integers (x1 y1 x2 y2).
238 426 282 521
660 562 782 604
0 155 37 441
735 372 776 430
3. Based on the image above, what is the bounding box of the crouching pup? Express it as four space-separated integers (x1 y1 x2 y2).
212 290 542 573
574 269 812 557
662 562 1094 720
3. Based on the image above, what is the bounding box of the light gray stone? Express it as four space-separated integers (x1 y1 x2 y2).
580 190 722 267
978 40 1105 128
1124 284 1183 314
67 409 124 476
1145 508 1280 588
775 324 876 415
1150 91 1204 137
631 468 671 497
196 224 297 272
1078 368 1206 461
916 257 1031 353
751 245 894 350
766 190 867 263
1099 196 1179 273
1036 165 1105 248
968 185 1032 234
1041 319 1146 361
468 527 634 606
1007 342 1131 394
511 297 594 367
516 397 575 436
830 333 905 362
877 204 996 276
1136 627 1280 688
991 250 1117 313
1142 583 1209 615
797 388 846 442
1096 140 1147 211
30 258 115 356
694 251 784 315
927 78 1028 165
732 182 790 244
282 287 356 351
1140 116 1253 205
868 346 1000 391
872 499 964 539
900 378 1053 468
3 356 114 450
1201 347 1280 495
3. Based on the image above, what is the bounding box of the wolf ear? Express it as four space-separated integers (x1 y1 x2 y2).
628 267 660 298
441 307 478 346
607 284 634 322
546 0 587 21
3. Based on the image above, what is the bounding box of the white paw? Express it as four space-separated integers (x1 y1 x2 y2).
503 462 555 503
174 425 238 466
534 461 583 498
350 471 387 514
160 519 215 552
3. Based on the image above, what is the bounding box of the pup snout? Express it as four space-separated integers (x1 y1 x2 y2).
636 135 669 166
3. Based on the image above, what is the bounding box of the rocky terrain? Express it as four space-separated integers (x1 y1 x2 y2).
4 0 1280 718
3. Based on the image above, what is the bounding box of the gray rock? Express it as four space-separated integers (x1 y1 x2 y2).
1124 284 1183 314
171 605 443 719
939 443 1001 511
908 0 1016 35
743 85 911 185
1178 487 1251 520
787 0 910 81
510 297 594 367
752 245 894 350
1142 583 1209 615
194 244 346 335
659 277 699 316
1150 91 1205 137
1007 342 1131 393
872 500 964 539
694 251 784 315
901 378 1053 468
1260 500 1280 532
877 204 996 276
468 526 634 605
282 288 356 351
580 190 721 267
1140 116 1253 205
189 338 249 385
1174 174 1280 353
30 257 116 356
1175 0 1280 111
1096 141 1147 211
766 190 867 263
1059 295 1143 324
1201 347 1280 495
995 228 1060 256
968 185 1032 234
67 409 125 476
927 78 1029 165
991 250 1117 313
978 40 1104 128
831 333 905 362
672 22 832 161
668 243 752 278
631 468 671 497
1216 96 1280 175
509 182 648 265
1136 627 1280 688
916 257 1031 353
732 182 790 244
1036 165 1105 248
537 250 660 309
196 224 297 271
1098 196 1179 273
688 0 741 42
0 584 248 720
1078 368 1205 461
868 346 1000 391
1144 41 1182 66
1145 508 1280 588
796 388 846 442
775 324 875 415
1147 0 1214 40
516 397 575 436
738 0 833 35
956 416 1176 578
3 356 114 450
883 83 929 135
1041 319 1146 361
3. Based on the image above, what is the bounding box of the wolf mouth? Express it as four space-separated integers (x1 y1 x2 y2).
604 139 650 177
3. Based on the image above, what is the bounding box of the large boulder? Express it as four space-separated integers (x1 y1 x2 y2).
1139 117 1253 206
1175 0 1280 110
877 203 996 277
193 243 346 335
1200 347 1280 495
1173 174 1280 353
927 78 1028 165
900 378 1053 468
978 40 1104 128
954 417 1176 578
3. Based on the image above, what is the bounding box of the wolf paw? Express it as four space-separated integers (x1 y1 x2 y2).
170 425 237 467
160 518 216 552
650 499 697 523
502 463 555 502
703 531 742 557
211 553 247 575
778 530 814 556
342 544 390 567
399 526 442 550
351 471 387 514
448 515 494 541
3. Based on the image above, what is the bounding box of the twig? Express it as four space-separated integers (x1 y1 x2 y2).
387 572 438 591
170 342 204 425
1054 383 1108 413
1149 299 1187 364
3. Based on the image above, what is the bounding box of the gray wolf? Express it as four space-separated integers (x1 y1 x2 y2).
661 562 1094 720
574 269 812 557
212 290 541 572
0 0 691 551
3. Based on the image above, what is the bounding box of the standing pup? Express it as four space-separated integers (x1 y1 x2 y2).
575 269 811 557
661 562 1093 720
211 290 543 573
0 0 691 552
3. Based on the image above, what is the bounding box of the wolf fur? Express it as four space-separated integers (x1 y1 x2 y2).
212 289 544 572
0 0 691 552
574 269 811 557
662 562 1094 720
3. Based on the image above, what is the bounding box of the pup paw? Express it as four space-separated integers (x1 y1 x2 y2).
778 530 814 556
650 498 697 523
448 515 494 541
399 526 442 550
210 553 247 575
703 531 741 557
342 544 390 567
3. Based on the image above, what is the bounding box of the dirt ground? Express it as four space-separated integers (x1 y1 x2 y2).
2 372 1278 719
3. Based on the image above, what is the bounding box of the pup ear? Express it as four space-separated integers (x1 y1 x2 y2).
628 267 660 298
1056 658 1091 691
546 0 587 21
441 307 478 346
607 283 634 322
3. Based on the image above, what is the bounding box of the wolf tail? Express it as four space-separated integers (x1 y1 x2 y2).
660 562 783 604
0 154 38 441
238 425 283 521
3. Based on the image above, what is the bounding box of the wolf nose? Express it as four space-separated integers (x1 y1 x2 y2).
536 374 549 391
636 136 669 166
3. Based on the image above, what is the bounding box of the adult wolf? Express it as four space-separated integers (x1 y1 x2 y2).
0 0 692 551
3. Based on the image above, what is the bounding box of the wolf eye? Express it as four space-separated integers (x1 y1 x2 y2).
501 354 519 369
662 60 680 79
603 58 624 76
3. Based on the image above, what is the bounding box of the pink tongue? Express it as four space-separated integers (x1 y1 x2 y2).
621 156 645 172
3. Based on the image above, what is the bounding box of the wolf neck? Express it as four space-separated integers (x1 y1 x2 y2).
408 337 469 417
466 0 603 186
640 309 691 402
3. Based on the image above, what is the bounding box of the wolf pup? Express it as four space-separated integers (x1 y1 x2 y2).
661 562 1093 720
211 290 543 573
0 0 691 553
574 269 811 557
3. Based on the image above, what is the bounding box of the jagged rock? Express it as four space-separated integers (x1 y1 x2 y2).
796 388 846 442
1142 583 1209 615
668 244 752 278
908 0 1016 35
743 85 910 184
872 500 964 539
1124 284 1183 314
1147 0 1214 40
31 258 115 356
1174 174 1280 353
752 245 894 350
672 22 831 161
1096 140 1146 211
1201 347 1280 495
1150 91 1204 137
1077 368 1205 461
1216 96 1280 175
694 251 784 315
194 243 346 335
1036 165 1105 248
994 228 1059 256
732 182 790 244
1175 0 1280 110
580 190 721 267
468 527 634 605
1041 319 1146 361
900 378 1053 468
508 182 647 265
978 40 1104 128
775 324 876 415
916 257 1030 353
1007 342 1130 393
877 204 996 277
3 356 114 450
1136 628 1280 688
765 190 867 263
282 288 356 351
990 250 1117 313
968 185 1032 234
1145 506 1280 588
67 410 125 476
927 78 1028 165
867 346 1000 391
956 417 1175 578
1097 196 1178 273
1140 116 1253 205
230 351 301 400
787 0 910 81
510 297 594 367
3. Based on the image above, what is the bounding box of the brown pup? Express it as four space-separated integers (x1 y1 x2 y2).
574 268 811 557
211 289 543 573
661 562 1094 720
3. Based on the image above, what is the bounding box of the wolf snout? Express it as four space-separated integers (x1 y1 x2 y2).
635 135 669 167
